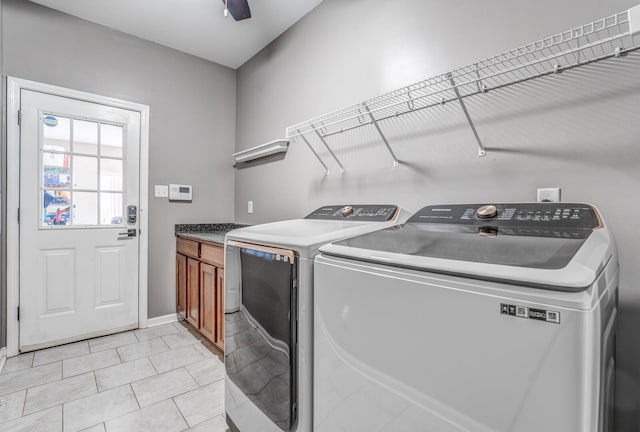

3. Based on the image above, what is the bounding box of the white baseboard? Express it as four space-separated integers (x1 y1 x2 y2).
147 313 181 328
0 347 7 374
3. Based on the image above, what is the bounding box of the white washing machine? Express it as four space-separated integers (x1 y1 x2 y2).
223 204 410 432
314 203 618 432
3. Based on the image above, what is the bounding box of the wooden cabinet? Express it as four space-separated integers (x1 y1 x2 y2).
201 243 224 266
176 254 187 319
176 237 224 352
215 269 224 348
199 263 216 343
177 238 199 258
186 257 200 328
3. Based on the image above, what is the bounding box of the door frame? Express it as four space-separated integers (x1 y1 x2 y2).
6 77 150 356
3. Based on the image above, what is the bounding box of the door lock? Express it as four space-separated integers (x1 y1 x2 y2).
127 205 137 224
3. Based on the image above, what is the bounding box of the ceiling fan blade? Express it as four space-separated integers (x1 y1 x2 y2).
222 0 252 21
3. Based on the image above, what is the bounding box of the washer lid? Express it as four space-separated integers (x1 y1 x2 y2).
331 223 591 270
320 203 614 291
226 205 408 257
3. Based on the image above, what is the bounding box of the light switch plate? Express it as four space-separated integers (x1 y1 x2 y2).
248 200 254 214
155 185 169 198
537 187 561 203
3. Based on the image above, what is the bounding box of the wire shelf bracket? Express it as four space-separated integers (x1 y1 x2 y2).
314 128 345 174
447 73 486 157
297 131 330 175
285 4 640 172
363 103 400 166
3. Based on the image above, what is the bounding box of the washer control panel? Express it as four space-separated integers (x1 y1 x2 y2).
476 205 498 219
409 203 600 229
305 205 398 221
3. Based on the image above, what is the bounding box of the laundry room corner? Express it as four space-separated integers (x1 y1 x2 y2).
233 0 640 428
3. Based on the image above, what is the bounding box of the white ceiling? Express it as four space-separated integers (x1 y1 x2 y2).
29 0 324 69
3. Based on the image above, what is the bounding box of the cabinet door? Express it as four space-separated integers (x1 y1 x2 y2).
176 254 187 319
199 262 216 343
215 267 224 349
186 257 200 328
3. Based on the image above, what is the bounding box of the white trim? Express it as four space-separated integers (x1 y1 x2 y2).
138 97 150 330
6 77 151 356
21 324 137 353
0 347 7 372
7 78 20 357
147 313 181 327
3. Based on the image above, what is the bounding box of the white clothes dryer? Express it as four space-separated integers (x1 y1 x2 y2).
224 205 410 432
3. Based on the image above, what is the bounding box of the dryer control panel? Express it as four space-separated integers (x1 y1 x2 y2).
409 203 600 230
305 205 398 221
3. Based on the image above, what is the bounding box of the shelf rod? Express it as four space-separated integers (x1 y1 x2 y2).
298 130 330 175
448 73 486 157
313 128 345 173
288 31 631 138
363 103 400 167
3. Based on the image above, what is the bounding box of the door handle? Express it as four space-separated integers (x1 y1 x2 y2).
118 229 137 240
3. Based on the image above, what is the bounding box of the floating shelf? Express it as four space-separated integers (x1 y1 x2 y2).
233 139 289 165
286 4 640 175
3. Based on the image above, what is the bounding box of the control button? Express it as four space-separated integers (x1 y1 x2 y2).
477 205 498 219
516 306 528 318
478 227 498 237
340 206 354 217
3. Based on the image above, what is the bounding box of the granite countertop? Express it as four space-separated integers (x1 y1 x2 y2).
175 223 248 246
176 231 227 245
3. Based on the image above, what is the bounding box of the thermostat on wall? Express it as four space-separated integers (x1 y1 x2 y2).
169 184 193 201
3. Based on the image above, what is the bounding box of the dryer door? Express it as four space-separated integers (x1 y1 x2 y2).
225 240 298 432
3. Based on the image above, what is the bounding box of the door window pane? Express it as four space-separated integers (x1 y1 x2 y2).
100 159 123 191
100 193 123 225
73 120 98 155
73 192 98 225
42 190 71 226
72 156 98 190
101 124 123 157
42 152 71 189
43 115 71 152
39 114 127 229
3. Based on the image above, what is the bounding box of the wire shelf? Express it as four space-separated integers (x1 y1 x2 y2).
286 5 640 174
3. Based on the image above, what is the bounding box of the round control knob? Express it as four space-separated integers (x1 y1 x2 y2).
340 206 354 217
477 205 498 219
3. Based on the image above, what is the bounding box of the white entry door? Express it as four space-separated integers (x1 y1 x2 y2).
19 90 141 352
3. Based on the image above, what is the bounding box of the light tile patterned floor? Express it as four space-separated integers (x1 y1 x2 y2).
0 322 229 432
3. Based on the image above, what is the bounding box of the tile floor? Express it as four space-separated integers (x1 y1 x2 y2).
0 322 230 432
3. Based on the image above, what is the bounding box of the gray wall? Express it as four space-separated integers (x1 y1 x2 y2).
2 0 236 319
235 0 640 427
0 0 4 348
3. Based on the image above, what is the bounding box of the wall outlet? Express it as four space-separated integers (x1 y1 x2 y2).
248 200 254 214
537 187 561 203
154 185 169 198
